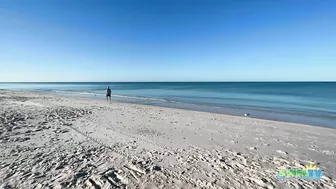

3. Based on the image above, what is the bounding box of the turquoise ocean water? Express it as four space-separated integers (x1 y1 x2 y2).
1 82 335 128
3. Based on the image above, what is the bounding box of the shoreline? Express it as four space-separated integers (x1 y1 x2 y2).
1 90 335 188
42 90 336 129
1 84 335 129
10 89 334 130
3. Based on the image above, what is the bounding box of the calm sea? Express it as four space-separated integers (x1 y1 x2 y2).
1 82 335 128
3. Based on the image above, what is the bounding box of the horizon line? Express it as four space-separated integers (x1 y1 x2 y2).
0 81 336 83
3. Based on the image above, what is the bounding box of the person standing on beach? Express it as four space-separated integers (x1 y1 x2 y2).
106 86 111 102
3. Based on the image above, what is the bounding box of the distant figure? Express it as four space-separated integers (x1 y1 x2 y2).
106 86 111 102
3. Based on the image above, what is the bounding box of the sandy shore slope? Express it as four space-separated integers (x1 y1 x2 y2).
0 91 335 189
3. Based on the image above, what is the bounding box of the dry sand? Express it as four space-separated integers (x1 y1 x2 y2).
0 90 335 189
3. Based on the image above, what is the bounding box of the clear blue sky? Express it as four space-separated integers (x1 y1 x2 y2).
0 0 335 82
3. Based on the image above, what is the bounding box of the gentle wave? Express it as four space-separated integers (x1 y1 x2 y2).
52 90 168 102
112 94 167 102
51 90 224 109
52 90 97 95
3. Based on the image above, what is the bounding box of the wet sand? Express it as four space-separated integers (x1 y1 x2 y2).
0 90 335 188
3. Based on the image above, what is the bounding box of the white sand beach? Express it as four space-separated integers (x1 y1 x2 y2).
0 90 335 189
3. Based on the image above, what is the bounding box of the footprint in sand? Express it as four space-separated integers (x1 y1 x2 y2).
321 150 335 155
275 150 288 155
230 140 238 144
284 142 296 147
247 146 259 150
255 137 266 142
